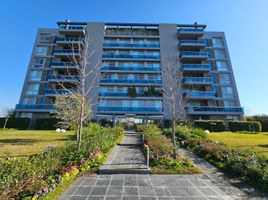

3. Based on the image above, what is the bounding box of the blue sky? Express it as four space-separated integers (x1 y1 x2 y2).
0 0 267 115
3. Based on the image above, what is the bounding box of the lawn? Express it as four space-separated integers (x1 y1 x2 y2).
208 132 268 158
0 129 75 157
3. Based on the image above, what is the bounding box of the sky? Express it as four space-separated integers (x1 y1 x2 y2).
0 0 267 116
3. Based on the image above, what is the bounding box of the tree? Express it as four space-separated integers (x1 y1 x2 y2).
161 57 187 147
2 108 14 129
51 35 101 150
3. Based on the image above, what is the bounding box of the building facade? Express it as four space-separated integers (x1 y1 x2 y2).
15 21 243 124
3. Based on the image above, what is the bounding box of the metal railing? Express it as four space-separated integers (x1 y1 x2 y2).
97 107 162 112
103 42 160 48
100 79 162 84
101 66 160 71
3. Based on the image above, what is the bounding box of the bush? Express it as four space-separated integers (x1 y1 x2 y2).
162 120 192 128
194 120 225 132
246 115 268 132
99 119 113 127
0 117 30 129
35 118 59 130
228 121 262 133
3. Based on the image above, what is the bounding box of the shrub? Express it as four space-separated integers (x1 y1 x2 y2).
0 117 30 130
99 119 113 127
162 120 192 128
228 121 262 133
246 115 268 132
35 118 59 130
194 120 225 132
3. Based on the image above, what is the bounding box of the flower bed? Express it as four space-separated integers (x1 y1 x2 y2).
0 123 123 199
142 124 202 174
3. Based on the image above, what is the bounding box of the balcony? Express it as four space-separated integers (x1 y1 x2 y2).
44 89 75 96
98 106 162 112
179 51 209 61
102 53 160 60
99 92 162 98
51 61 79 69
15 104 53 112
182 64 211 72
56 37 84 46
184 91 216 99
58 25 86 36
48 74 80 82
186 106 244 115
103 42 160 49
178 40 207 50
183 77 213 85
100 79 162 85
177 28 204 38
101 66 161 72
105 30 159 37
53 49 81 57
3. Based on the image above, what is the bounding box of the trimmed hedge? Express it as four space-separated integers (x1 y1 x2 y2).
162 120 192 128
35 118 59 130
228 121 262 133
194 120 225 132
246 115 268 132
0 117 30 129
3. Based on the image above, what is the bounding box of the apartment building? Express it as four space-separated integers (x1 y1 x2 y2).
15 21 243 124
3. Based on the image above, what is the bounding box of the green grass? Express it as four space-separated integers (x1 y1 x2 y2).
0 129 75 157
208 132 268 158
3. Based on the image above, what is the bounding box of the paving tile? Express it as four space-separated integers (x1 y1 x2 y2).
138 186 156 196
69 196 87 200
176 180 193 187
157 197 174 200
110 179 124 186
58 195 70 200
124 187 138 195
90 187 108 195
105 196 122 200
106 187 124 195
140 197 157 200
168 187 202 197
189 179 207 187
96 179 110 186
122 196 139 200
82 178 98 186
198 187 220 196
61 185 77 195
88 196 105 200
153 187 171 197
138 179 152 186
73 186 92 195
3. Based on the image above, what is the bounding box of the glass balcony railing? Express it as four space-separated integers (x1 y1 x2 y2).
177 28 204 33
59 25 85 30
48 75 80 81
102 53 160 59
101 66 160 71
53 49 81 54
51 61 79 67
179 51 209 58
182 64 211 71
15 104 53 110
99 92 162 97
103 42 160 48
44 89 75 95
179 40 207 46
184 91 216 97
98 106 162 112
100 79 162 84
186 106 243 113
105 30 159 36
56 37 84 43
183 77 213 84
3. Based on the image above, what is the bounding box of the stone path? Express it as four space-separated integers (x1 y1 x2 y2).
99 130 149 174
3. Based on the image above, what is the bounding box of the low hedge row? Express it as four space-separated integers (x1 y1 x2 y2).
0 123 124 199
246 115 268 132
0 117 30 129
35 118 59 130
194 120 225 132
229 121 261 133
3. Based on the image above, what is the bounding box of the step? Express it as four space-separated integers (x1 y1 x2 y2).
98 168 150 174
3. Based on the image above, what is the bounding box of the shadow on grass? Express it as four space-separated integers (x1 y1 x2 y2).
258 144 268 148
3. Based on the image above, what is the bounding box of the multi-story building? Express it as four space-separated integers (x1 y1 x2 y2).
15 21 243 125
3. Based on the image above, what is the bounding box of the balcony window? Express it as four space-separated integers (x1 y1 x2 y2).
212 38 224 47
221 86 233 98
35 46 48 56
216 61 228 71
26 84 40 95
29 71 42 81
219 74 231 84
20 112 32 118
227 115 239 120
214 50 226 59
22 97 36 104
224 101 236 107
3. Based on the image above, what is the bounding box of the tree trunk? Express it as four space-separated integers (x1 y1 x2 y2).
76 123 81 149
171 120 176 147
3 118 8 130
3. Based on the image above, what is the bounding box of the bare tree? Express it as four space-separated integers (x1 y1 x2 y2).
2 108 14 129
51 35 101 149
161 57 188 147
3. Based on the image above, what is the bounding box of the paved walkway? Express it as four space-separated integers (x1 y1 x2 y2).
59 131 267 200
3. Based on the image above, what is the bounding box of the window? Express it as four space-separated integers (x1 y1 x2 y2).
26 84 40 95
224 101 235 107
227 116 239 120
214 50 226 59
32 58 46 68
35 46 48 56
212 38 223 47
216 61 228 71
29 71 42 81
219 74 231 84
221 86 233 98
22 97 36 104
20 112 32 118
